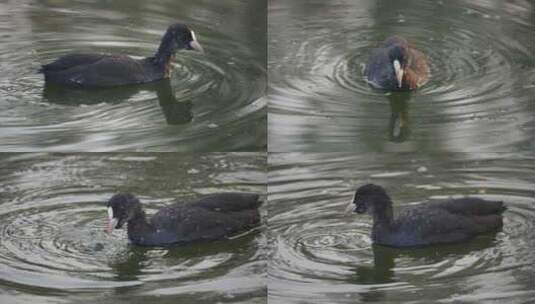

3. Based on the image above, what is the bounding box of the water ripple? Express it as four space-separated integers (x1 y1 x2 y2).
269 153 535 303
269 0 535 151
0 1 266 151
0 153 266 302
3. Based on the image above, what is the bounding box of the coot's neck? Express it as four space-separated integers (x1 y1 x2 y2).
151 31 179 77
371 199 394 227
370 200 394 242
126 210 155 243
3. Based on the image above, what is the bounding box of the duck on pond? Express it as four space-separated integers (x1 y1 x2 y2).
348 184 506 247
40 23 203 88
364 36 429 91
106 192 262 246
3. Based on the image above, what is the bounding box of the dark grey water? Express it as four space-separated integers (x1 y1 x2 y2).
0 0 266 151
0 153 267 303
269 0 535 152
268 153 535 303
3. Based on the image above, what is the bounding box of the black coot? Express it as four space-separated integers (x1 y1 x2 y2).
106 192 262 246
40 23 203 88
348 184 506 247
364 36 430 91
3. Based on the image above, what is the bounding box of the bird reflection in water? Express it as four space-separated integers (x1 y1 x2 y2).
42 78 193 126
350 236 499 302
387 92 411 142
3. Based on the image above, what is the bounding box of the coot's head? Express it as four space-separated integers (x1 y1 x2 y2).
163 23 204 53
347 184 392 215
106 193 143 233
382 36 409 89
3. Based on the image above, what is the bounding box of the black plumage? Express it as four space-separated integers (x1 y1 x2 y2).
106 192 262 246
40 23 203 88
349 184 506 247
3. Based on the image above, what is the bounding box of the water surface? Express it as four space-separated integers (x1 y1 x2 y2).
268 152 535 303
0 153 267 303
0 0 266 151
269 0 535 152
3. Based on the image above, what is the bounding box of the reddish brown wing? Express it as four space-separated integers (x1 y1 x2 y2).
404 47 430 90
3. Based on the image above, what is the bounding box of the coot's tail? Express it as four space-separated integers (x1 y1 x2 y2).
473 214 504 233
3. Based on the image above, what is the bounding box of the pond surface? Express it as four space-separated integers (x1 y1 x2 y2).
269 0 535 152
0 0 266 151
268 153 535 303
0 153 267 303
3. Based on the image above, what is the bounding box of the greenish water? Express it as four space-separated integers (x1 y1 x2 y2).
268 153 535 303
0 153 267 303
0 0 266 151
2 0 535 303
269 0 535 152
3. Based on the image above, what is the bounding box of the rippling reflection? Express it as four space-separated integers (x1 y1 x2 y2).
269 0 535 151
0 0 266 151
387 93 411 142
0 153 267 303
43 79 193 125
268 153 535 303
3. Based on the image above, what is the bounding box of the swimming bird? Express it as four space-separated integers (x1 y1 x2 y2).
364 36 429 91
40 23 203 88
106 192 262 246
348 184 506 247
